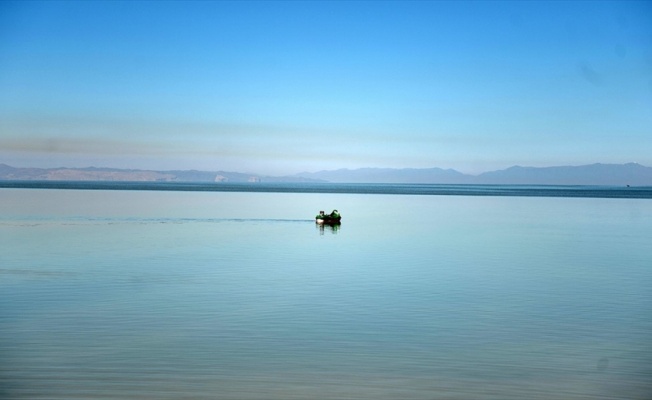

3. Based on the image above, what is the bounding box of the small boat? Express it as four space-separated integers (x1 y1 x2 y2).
316 209 341 224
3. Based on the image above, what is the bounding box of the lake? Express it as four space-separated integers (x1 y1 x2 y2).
1 186 651 399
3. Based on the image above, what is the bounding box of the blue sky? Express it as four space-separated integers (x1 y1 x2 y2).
1 1 651 175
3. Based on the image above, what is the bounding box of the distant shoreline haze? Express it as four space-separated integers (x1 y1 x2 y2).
1 163 651 186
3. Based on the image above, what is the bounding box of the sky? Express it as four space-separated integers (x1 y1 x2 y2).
1 1 651 175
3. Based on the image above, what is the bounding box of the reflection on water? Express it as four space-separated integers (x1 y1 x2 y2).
316 221 341 234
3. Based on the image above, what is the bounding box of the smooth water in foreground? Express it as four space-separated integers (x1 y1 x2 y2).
1 187 651 399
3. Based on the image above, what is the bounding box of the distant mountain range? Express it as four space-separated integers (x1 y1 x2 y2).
0 164 319 183
1 163 651 186
296 163 652 186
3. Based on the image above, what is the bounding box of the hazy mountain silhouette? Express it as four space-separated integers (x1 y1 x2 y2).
295 163 651 185
473 163 652 186
1 163 651 185
294 167 470 184
0 164 321 183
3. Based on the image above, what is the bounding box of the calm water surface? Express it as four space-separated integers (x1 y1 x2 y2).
1 188 651 399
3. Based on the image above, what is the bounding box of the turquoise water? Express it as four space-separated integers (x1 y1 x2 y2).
2 181 652 198
1 188 651 399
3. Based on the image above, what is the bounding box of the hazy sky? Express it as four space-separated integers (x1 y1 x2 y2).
1 1 651 175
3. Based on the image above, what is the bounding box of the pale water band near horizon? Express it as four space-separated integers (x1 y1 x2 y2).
1 181 652 199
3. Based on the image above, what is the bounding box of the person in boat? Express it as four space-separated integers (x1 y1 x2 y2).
316 210 341 220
